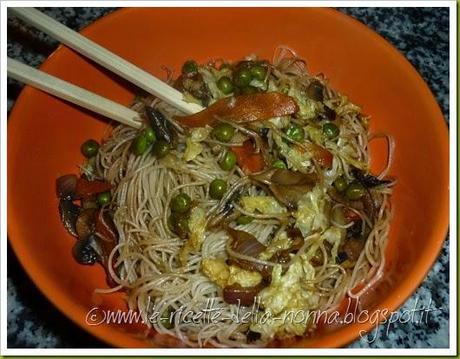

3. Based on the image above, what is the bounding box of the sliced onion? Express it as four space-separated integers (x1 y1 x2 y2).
56 174 78 200
226 227 272 279
227 227 266 257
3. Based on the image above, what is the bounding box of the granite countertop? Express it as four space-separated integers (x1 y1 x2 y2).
7 7 449 348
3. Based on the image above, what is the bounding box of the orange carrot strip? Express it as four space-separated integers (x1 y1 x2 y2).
175 92 299 127
232 140 265 173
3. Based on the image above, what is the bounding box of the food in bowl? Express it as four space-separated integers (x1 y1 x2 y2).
55 47 395 347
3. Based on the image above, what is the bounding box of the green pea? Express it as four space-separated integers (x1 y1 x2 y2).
272 160 287 169
171 193 192 213
182 60 198 74
80 139 99 158
132 133 149 156
97 191 111 206
217 76 234 94
168 213 189 238
234 67 252 87
333 176 348 193
219 150 237 171
212 123 235 142
286 124 305 142
152 140 171 158
323 122 340 139
250 64 267 81
144 126 157 143
209 179 227 200
236 215 254 225
345 182 365 200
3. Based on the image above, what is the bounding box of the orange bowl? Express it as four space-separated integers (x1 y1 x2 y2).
7 8 449 348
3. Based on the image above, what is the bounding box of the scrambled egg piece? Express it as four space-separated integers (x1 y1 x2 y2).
240 196 286 215
227 265 262 287
258 255 317 315
183 127 211 162
259 230 292 260
201 258 262 288
188 207 207 249
179 207 207 264
250 254 319 339
294 186 329 237
201 258 229 287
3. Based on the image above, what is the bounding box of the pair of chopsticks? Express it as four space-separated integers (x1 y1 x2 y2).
7 8 204 128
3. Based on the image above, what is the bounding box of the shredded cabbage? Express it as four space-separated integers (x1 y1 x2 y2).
294 186 329 236
240 196 286 215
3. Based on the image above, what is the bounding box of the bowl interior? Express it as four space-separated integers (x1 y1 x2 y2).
7 7 449 348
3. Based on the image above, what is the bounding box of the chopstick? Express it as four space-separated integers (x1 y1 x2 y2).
8 57 142 129
9 7 204 115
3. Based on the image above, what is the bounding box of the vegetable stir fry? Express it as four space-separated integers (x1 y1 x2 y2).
56 48 394 347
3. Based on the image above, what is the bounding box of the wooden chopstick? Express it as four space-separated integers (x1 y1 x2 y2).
8 57 142 129
9 7 204 115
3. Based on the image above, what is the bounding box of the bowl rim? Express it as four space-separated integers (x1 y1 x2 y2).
7 7 449 349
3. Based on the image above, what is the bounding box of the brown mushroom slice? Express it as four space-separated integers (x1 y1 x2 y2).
252 169 317 209
58 199 81 237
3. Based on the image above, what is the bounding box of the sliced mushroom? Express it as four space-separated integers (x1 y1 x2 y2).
174 72 212 106
58 199 81 237
351 168 392 188
72 234 99 265
251 169 317 209
145 107 172 143
306 80 324 102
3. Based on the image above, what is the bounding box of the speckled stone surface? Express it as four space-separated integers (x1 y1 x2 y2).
7 7 449 348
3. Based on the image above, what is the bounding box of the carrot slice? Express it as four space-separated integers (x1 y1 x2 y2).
75 178 112 199
231 140 265 173
297 143 333 168
175 92 299 127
